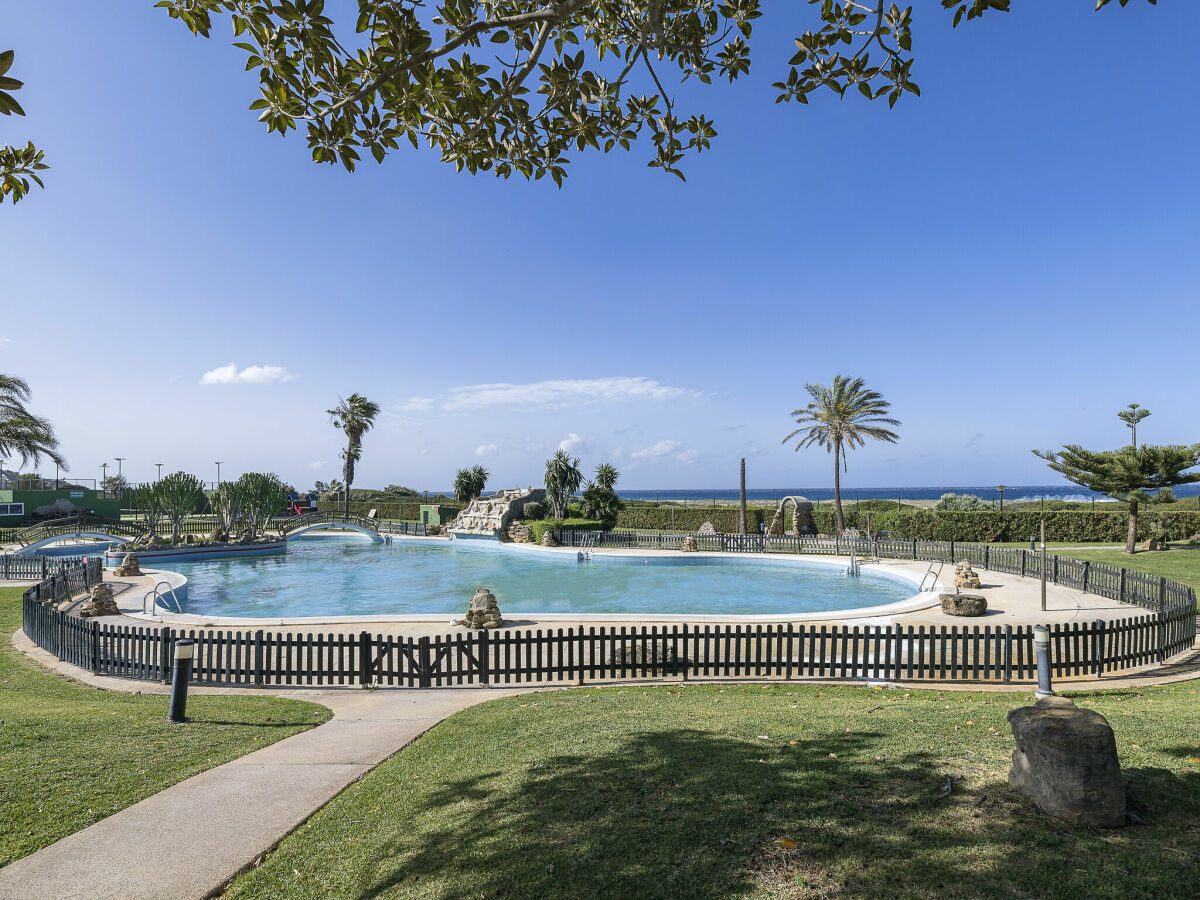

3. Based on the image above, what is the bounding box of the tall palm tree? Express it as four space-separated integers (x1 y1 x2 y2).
782 375 900 534
0 373 67 471
327 393 380 520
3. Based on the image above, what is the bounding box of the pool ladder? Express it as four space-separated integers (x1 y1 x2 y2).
577 532 597 562
143 580 183 615
918 560 943 592
845 546 860 577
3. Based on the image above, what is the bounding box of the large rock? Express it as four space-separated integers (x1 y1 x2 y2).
697 521 716 534
1139 539 1169 552
78 583 120 618
954 560 981 590
1007 696 1126 828
940 593 987 617
459 588 503 629
680 537 699 552
112 554 141 577
540 531 559 547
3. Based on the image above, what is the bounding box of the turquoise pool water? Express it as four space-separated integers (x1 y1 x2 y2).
160 535 917 618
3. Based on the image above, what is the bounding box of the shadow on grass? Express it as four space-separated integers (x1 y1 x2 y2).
344 728 1198 900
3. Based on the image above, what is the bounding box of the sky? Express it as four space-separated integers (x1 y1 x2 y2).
2 1 1198 493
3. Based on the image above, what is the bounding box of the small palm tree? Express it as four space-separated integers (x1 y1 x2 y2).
783 375 900 534
453 465 488 503
544 450 583 519
0 373 67 471
327 394 380 520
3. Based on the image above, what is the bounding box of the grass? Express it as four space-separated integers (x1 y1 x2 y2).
1067 543 1200 596
0 586 331 867
227 682 1200 900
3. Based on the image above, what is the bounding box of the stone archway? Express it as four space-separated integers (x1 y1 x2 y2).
767 496 810 536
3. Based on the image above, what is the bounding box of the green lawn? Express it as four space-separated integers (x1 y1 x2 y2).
1065 544 1200 595
227 682 1200 900
0 586 331 867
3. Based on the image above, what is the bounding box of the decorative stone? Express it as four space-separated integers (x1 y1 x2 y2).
1139 539 1169 552
940 593 987 617
207 527 227 543
540 531 559 547
113 554 141 577
78 583 120 618
458 588 503 629
507 523 533 544
697 521 716 534
680 537 699 552
1007 696 1126 828
954 560 981 590
147 535 166 547
609 642 678 667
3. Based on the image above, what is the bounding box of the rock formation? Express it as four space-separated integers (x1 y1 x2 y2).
697 521 716 534
507 523 533 544
458 588 503 629
1139 539 1169 552
680 537 699 552
954 560 981 590
540 530 559 547
79 583 120 618
112 554 141 577
1007 696 1126 828
940 593 987 617
450 487 547 539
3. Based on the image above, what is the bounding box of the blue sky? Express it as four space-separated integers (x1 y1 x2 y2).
2 1 1198 492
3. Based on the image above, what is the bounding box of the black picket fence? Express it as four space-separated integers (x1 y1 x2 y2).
1 553 92 580
19 557 1196 689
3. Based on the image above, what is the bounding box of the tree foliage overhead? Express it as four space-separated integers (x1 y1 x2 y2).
0 374 66 470
153 0 1156 184
544 449 583 518
453 464 489 503
0 50 48 205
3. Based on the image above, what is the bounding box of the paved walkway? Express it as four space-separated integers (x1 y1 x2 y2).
0 640 540 900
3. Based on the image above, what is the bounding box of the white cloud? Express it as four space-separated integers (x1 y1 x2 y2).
200 363 293 385
475 444 498 458
438 377 698 412
558 433 590 454
676 449 700 464
304 460 327 470
397 396 436 412
0 336 11 343
632 440 682 460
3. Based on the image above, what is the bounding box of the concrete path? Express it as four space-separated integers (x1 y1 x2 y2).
0 650 537 900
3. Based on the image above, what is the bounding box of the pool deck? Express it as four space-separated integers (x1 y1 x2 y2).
56 544 1157 639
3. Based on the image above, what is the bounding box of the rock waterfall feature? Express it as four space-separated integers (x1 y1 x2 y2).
448 487 547 539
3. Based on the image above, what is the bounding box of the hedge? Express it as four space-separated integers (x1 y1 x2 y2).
884 510 1200 543
317 500 422 520
614 507 779 533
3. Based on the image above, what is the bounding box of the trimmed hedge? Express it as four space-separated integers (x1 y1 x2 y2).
614 507 778 533
885 510 1200 543
317 500 422 520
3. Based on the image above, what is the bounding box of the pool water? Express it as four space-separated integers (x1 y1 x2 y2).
162 536 917 619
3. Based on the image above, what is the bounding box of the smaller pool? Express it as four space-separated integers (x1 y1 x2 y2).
161 536 920 619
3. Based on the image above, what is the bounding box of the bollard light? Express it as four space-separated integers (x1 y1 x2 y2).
167 639 196 723
1033 625 1054 699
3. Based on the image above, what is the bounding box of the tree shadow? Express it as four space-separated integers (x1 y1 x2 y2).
341 727 1198 899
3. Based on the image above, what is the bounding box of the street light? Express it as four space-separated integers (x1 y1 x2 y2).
168 639 196 723
115 457 125 479
996 485 1006 516
214 461 223 487
155 463 164 481
100 462 108 489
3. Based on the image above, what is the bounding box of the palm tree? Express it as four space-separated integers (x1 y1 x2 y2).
782 375 900 534
544 450 583 519
453 465 488 503
327 394 380 519
0 373 67 471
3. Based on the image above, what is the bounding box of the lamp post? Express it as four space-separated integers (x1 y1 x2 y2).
1033 625 1054 698
1040 518 1047 612
996 485 1006 516
100 462 108 490
155 463 163 481
167 639 196 723
214 461 223 488
55 462 59 490
115 457 125 479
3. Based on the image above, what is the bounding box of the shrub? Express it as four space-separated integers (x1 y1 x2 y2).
522 501 545 521
884 510 1200 542
934 492 990 511
530 518 604 543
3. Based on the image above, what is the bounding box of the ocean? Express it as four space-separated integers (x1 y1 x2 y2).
612 485 1200 504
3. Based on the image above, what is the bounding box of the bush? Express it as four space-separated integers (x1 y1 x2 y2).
615 506 774 533
317 500 422 520
934 492 990 511
885 510 1200 542
522 501 545 521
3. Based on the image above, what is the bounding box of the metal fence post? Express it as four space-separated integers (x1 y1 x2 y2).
90 621 100 675
478 630 490 686
160 627 173 683
359 630 372 688
1002 624 1012 684
254 630 265 688
1092 621 1105 678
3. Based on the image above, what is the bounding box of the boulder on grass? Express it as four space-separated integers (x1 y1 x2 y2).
940 593 987 617
1007 696 1126 828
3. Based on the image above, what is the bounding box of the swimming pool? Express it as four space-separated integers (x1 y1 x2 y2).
157 535 920 619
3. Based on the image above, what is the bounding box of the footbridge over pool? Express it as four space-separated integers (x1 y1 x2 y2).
11 515 144 556
277 512 385 543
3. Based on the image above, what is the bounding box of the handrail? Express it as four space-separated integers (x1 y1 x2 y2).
918 560 943 592
278 511 380 535
144 580 183 615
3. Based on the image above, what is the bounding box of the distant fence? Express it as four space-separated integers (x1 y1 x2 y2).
2 553 93 581
19 549 1196 688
